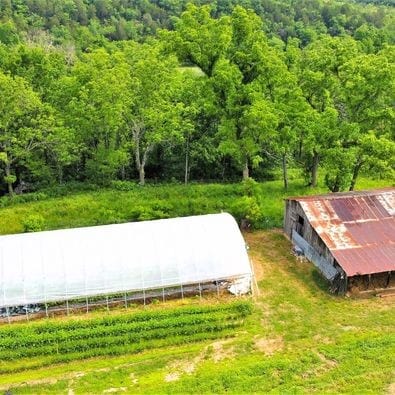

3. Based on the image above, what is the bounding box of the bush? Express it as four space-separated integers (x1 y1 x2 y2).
110 180 137 191
94 208 124 224
241 177 259 197
22 214 45 232
230 196 263 229
85 148 129 186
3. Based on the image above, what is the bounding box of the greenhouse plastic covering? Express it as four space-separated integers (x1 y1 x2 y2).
0 213 251 308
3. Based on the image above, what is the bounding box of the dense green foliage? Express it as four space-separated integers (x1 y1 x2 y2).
0 0 393 195
0 0 394 46
0 301 252 373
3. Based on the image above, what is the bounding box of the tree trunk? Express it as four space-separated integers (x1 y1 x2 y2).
5 162 14 196
184 136 189 185
132 122 151 186
221 157 226 181
282 153 289 191
332 175 341 192
134 147 144 186
298 136 303 160
349 160 363 191
57 163 63 184
311 150 319 187
7 180 13 196
139 166 145 186
134 146 145 186
242 160 249 180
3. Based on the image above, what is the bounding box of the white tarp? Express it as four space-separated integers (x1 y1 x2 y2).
0 213 251 307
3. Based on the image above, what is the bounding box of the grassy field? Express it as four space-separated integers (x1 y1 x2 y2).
0 230 394 394
0 177 392 235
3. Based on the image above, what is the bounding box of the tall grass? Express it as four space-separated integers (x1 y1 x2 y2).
0 177 391 235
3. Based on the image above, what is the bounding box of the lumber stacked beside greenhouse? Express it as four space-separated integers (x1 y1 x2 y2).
284 188 395 294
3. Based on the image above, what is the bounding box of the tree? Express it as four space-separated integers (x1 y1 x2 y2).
176 69 217 184
1 44 67 100
164 4 231 77
269 87 307 190
0 73 57 195
57 49 131 184
0 20 19 44
332 47 395 190
257 41 308 190
123 42 184 185
168 5 284 180
298 35 360 187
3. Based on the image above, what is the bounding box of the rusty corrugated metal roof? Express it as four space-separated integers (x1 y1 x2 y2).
287 188 395 277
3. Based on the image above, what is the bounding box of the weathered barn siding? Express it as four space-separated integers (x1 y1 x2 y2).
284 188 395 294
284 200 347 293
284 200 335 265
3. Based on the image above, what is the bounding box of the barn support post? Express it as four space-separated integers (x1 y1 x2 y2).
6 307 10 324
344 275 348 295
386 271 391 287
216 281 220 297
45 302 48 318
143 289 146 306
198 282 202 299
106 295 109 312
162 287 165 303
180 284 184 299
124 292 128 308
86 296 89 314
66 299 70 316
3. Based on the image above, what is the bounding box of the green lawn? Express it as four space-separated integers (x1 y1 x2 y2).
0 230 393 394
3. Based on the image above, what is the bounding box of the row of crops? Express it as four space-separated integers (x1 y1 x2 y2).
0 301 252 374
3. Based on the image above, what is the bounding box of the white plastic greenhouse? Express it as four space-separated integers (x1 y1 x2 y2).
0 213 252 317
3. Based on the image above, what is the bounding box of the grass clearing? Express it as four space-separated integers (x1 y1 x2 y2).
0 177 392 235
0 230 393 394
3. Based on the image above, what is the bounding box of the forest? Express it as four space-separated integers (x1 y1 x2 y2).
0 0 394 196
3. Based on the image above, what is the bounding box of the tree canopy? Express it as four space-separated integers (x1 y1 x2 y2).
0 0 394 194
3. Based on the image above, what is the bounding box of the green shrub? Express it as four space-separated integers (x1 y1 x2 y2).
22 214 45 232
94 208 124 224
241 177 259 197
230 196 263 228
110 180 137 191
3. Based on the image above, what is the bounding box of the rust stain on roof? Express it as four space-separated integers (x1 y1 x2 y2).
288 188 395 277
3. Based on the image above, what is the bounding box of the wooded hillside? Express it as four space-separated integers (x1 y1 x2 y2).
0 0 394 196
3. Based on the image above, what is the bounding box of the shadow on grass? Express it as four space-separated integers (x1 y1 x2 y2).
311 270 331 293
270 231 342 298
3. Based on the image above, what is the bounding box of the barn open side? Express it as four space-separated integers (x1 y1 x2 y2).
284 188 395 294
0 213 252 321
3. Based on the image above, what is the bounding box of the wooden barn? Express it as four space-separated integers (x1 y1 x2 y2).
284 188 395 294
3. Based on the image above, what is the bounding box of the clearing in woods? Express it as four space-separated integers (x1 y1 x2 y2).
0 230 394 394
